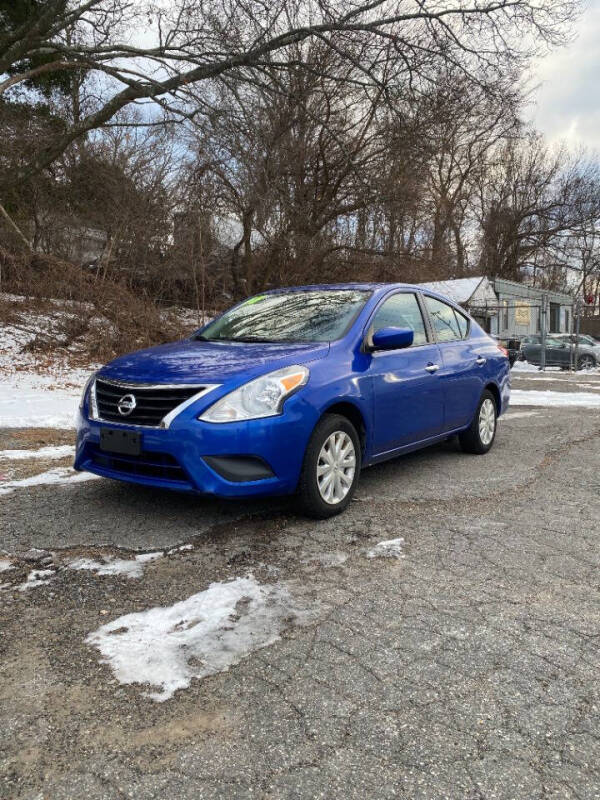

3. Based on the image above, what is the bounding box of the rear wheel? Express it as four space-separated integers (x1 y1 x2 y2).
297 414 361 519
577 354 596 371
459 390 497 455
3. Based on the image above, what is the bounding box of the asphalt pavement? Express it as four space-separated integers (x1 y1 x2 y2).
1 373 599 800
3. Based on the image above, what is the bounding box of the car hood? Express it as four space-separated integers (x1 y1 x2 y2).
98 339 330 385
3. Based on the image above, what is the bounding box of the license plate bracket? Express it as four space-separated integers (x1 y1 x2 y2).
100 428 141 456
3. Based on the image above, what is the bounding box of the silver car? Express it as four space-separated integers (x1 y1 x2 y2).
522 335 599 370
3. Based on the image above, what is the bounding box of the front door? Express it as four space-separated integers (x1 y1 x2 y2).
545 338 570 366
368 292 444 456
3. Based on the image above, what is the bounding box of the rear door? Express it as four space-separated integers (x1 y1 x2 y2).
422 295 484 432
368 291 444 456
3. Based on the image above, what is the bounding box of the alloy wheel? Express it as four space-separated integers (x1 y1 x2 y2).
478 398 496 446
316 431 356 505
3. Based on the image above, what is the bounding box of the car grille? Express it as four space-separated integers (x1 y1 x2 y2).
87 445 190 485
94 378 204 427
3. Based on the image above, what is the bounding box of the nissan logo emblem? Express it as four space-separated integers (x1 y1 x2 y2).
117 393 137 416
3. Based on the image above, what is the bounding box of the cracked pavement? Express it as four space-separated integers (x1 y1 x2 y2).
1 373 600 799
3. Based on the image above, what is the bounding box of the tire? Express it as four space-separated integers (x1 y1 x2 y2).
458 390 497 455
297 413 361 519
577 354 596 371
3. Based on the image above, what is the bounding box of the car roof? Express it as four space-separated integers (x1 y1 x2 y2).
265 283 412 292
263 282 460 300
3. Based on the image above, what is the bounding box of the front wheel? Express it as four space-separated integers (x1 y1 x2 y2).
459 390 497 455
297 414 361 519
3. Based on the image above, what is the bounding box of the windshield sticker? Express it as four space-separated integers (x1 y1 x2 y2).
244 295 267 305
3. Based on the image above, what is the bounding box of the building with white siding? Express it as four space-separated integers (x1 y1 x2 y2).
418 277 573 339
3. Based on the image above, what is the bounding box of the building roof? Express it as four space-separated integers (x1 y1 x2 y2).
417 277 485 305
491 278 573 305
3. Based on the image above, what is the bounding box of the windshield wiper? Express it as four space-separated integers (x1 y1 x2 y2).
230 337 277 343
195 334 277 343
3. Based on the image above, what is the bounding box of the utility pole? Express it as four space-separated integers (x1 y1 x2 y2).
574 298 582 372
540 293 548 372
569 302 575 371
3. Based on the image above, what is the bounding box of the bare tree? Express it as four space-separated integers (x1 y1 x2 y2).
1 0 579 188
419 71 521 275
476 136 600 289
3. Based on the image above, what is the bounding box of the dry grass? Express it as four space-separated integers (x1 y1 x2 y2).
0 429 74 448
0 247 187 362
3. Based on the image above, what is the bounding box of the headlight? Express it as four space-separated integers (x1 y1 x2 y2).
80 373 98 417
199 365 309 423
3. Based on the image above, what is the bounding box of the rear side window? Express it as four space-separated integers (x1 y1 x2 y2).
371 292 428 346
424 296 462 342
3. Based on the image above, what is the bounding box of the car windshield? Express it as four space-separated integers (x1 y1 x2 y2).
196 290 372 343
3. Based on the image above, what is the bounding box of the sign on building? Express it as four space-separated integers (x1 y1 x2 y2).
514 302 531 326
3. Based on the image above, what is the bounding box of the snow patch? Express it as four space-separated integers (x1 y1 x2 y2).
68 552 162 579
86 575 312 702
0 559 14 572
511 361 561 373
18 569 55 591
0 445 75 460
0 295 96 427
303 551 349 568
499 411 541 420
366 538 405 559
0 467 99 496
510 390 600 408
0 375 82 428
511 375 566 383
167 544 193 555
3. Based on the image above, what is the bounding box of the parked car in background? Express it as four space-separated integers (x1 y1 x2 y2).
521 335 599 370
555 333 600 348
75 284 510 517
520 335 541 346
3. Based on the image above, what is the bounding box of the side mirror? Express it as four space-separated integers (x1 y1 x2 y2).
371 326 414 351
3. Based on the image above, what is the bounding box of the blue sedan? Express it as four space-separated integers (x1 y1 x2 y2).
75 284 510 517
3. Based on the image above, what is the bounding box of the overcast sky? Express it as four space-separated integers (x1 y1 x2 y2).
530 0 600 152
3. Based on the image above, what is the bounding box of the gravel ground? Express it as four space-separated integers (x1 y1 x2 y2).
1 374 599 800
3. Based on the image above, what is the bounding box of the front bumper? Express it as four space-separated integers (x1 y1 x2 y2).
74 395 318 498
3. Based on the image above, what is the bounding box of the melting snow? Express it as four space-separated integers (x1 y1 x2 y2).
0 467 99 496
0 445 75 460
86 575 312 702
510 390 600 408
68 552 162 579
366 538 405 559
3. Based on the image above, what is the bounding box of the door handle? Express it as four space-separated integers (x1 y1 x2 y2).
476 356 487 366
425 363 440 373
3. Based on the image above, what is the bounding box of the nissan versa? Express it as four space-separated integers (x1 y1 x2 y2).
75 284 511 517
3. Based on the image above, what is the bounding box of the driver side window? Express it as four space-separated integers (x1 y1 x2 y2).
371 293 428 346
